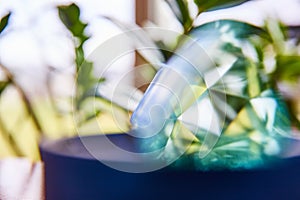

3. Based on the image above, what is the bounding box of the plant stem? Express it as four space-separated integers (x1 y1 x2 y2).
0 115 24 156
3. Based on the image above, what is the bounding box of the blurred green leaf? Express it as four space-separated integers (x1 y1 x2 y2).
194 0 249 13
58 4 88 43
78 109 102 126
0 12 11 34
165 0 193 32
76 61 105 108
275 55 300 82
253 42 264 62
77 62 95 91
75 47 85 68
0 81 9 94
221 42 244 57
58 3 102 110
265 20 286 54
155 40 174 60
246 60 262 98
191 20 265 41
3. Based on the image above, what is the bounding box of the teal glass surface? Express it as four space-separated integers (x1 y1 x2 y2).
131 20 291 170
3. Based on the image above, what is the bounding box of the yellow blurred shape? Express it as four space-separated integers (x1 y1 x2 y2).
224 105 252 136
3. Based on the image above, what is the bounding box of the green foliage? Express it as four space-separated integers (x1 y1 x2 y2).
194 0 249 13
58 4 89 70
275 55 300 82
0 0 299 165
58 4 100 109
165 0 193 32
58 4 88 44
0 12 11 34
164 0 251 33
129 1 300 170
0 13 11 95
191 19 265 39
58 3 131 131
0 81 9 94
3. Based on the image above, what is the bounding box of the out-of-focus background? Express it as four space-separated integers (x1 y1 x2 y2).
0 0 135 93
1 0 300 96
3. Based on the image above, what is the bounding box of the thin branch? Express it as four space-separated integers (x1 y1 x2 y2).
0 115 24 156
0 64 44 136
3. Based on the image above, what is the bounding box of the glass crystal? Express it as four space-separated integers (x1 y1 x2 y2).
131 20 291 170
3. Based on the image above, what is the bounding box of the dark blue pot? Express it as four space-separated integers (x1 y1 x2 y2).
40 133 300 200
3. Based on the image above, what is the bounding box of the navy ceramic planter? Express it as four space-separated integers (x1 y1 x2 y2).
40 134 300 200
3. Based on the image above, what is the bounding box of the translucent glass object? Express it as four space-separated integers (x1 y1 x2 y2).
130 21 291 170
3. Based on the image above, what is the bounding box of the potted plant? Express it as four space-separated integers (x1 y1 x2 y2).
1 0 300 199
41 1 300 199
